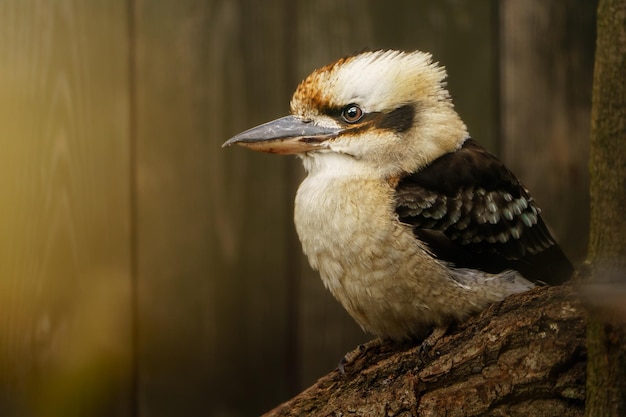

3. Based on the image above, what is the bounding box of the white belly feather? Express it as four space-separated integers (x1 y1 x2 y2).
293 161 533 340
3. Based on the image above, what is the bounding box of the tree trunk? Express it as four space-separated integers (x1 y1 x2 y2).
584 0 626 415
263 286 586 417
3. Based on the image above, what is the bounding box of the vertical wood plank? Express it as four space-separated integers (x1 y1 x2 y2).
134 1 294 415
0 1 133 416
500 0 596 264
292 0 377 389
370 0 500 151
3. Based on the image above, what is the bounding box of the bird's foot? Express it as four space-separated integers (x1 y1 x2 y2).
418 325 448 362
338 338 384 377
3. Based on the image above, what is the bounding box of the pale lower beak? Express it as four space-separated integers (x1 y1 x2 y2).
222 115 342 155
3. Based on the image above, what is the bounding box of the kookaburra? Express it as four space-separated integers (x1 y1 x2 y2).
223 50 573 340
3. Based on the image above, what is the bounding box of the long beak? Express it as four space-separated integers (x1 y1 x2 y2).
222 115 342 155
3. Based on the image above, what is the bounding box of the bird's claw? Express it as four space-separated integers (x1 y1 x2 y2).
417 325 449 362
337 339 382 377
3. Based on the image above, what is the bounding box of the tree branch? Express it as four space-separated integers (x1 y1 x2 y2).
264 286 586 417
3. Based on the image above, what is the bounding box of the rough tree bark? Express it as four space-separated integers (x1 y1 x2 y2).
263 286 586 417
584 0 626 415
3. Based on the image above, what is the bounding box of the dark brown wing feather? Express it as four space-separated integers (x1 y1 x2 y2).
395 139 573 284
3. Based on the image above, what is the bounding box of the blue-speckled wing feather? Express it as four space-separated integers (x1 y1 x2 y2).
395 139 573 284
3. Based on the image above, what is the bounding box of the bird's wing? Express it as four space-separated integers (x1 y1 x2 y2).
394 139 573 284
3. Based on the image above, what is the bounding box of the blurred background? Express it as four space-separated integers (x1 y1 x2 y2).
0 1 596 416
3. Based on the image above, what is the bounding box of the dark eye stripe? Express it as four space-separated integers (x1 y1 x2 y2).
320 104 415 134
376 105 415 133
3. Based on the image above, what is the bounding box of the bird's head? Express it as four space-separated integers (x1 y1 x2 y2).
223 50 468 178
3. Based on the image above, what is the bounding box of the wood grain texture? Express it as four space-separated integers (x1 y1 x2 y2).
500 0 596 265
133 1 295 415
0 2 596 416
370 0 499 152
0 1 133 416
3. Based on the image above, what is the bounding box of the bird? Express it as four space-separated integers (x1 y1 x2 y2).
223 49 573 341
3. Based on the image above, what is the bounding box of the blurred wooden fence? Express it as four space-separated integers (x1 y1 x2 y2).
0 1 596 416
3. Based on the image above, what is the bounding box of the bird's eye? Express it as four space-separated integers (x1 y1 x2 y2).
341 104 364 123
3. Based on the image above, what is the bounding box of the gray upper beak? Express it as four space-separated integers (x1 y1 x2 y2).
222 115 342 155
